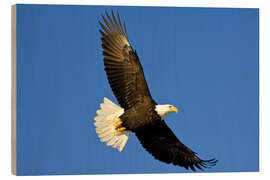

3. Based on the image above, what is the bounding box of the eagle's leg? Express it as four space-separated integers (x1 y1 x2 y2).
114 120 126 133
116 127 126 133
114 120 123 129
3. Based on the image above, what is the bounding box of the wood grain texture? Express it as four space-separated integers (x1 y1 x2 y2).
11 4 17 175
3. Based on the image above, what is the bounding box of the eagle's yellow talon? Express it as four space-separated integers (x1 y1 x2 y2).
116 127 126 133
114 120 123 129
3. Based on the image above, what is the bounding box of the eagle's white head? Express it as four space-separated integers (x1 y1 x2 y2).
155 104 178 119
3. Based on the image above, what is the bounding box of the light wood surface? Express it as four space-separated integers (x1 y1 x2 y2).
11 4 17 175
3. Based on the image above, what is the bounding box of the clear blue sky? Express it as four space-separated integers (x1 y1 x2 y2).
16 4 259 175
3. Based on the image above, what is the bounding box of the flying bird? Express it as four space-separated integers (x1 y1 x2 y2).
94 11 217 171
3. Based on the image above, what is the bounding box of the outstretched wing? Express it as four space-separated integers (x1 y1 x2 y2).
99 11 154 109
135 121 218 171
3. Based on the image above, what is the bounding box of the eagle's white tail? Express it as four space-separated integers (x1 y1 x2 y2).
94 97 131 152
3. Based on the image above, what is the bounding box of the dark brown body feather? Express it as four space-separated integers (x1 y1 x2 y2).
99 11 217 171
120 99 160 130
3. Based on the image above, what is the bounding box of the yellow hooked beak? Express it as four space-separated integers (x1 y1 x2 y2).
169 106 178 113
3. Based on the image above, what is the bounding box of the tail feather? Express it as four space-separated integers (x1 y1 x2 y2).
107 136 119 146
94 97 131 152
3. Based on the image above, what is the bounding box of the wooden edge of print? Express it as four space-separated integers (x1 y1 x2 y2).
11 4 17 175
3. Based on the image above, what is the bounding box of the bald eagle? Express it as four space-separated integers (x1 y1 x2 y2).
94 11 218 171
